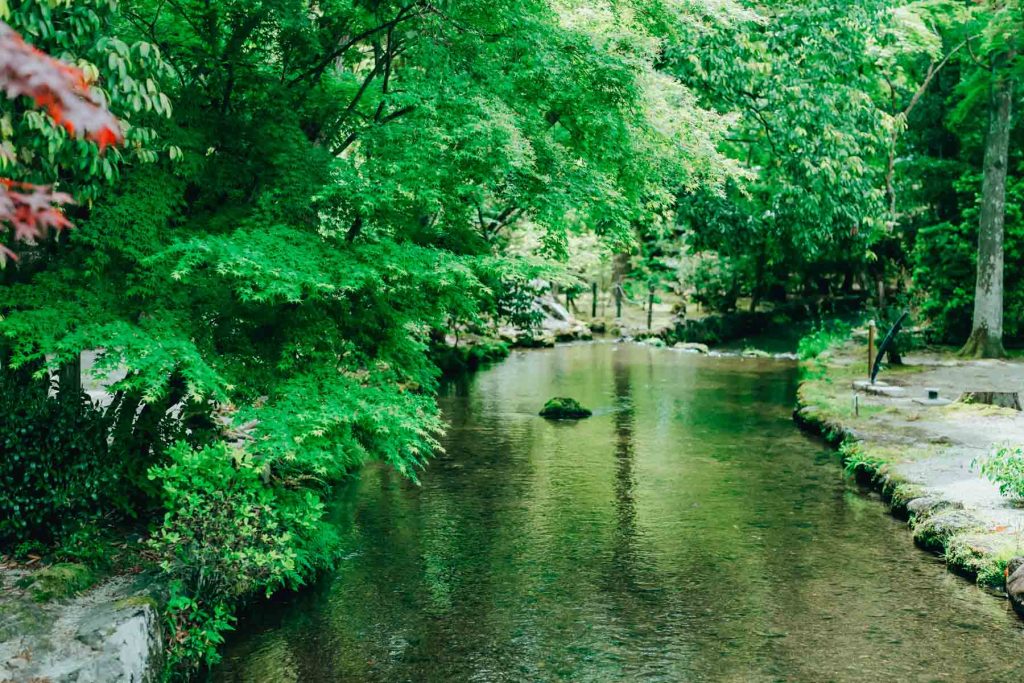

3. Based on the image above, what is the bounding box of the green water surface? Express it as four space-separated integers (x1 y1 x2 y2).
213 344 1024 682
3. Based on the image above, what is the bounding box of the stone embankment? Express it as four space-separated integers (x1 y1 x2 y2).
795 341 1024 612
0 567 162 683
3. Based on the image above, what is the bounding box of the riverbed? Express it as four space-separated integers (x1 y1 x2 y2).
213 343 1024 682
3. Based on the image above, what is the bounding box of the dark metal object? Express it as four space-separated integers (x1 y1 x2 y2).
927 388 939 400
870 311 909 384
591 282 598 318
647 287 654 331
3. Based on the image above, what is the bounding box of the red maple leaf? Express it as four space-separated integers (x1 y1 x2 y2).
0 21 124 262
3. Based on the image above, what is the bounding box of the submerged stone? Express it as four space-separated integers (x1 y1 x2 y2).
674 342 709 354
539 397 592 420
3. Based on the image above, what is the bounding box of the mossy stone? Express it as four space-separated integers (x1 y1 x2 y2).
912 510 983 552
540 397 592 420
15 563 97 602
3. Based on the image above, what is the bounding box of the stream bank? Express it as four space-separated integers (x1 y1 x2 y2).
0 568 163 682
214 343 1024 682
794 340 1024 611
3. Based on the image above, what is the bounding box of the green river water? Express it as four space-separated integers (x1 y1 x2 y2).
213 343 1024 682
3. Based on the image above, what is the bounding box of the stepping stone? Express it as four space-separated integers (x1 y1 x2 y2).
852 380 906 397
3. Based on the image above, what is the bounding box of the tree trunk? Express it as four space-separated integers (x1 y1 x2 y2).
962 52 1013 359
58 352 82 400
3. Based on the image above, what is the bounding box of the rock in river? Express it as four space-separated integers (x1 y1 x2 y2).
1007 557 1024 617
539 397 593 420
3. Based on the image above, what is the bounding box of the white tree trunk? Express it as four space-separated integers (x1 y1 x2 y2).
962 51 1013 358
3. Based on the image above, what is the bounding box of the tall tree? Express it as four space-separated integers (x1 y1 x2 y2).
962 47 1014 358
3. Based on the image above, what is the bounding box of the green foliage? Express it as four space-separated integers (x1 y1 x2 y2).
149 441 337 675
53 525 116 567
912 175 1024 344
0 0 172 201
974 446 1024 501
433 339 511 376
163 588 236 677
16 0 1020 677
149 442 333 604
840 440 886 480
688 253 741 313
2 1 738 672
0 375 114 544
797 320 852 361
664 0 915 306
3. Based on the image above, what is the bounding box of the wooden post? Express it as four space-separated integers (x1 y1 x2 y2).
591 282 598 318
647 286 654 331
867 320 876 383
615 285 622 319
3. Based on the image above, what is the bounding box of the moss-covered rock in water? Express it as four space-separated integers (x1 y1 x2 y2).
15 563 97 602
540 397 592 420
943 534 1021 587
1007 558 1024 617
912 510 983 552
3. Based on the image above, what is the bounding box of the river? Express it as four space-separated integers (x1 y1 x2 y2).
213 343 1024 682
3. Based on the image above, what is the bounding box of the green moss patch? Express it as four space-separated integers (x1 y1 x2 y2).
540 397 593 420
15 563 98 603
912 510 984 553
944 533 1024 588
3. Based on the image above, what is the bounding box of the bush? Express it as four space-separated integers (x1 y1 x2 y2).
974 446 1024 500
0 375 115 544
797 319 852 360
688 253 741 313
149 441 335 676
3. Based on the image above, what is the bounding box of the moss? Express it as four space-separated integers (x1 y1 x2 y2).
944 533 1024 588
795 341 1024 596
881 479 925 518
912 511 984 553
539 397 592 420
0 598 51 639
797 364 887 422
940 401 1020 418
15 562 97 602
114 594 159 612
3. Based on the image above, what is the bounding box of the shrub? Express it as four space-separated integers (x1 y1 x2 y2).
974 446 1024 500
149 441 336 676
163 588 236 676
0 375 115 544
688 253 741 313
840 440 885 480
797 319 852 361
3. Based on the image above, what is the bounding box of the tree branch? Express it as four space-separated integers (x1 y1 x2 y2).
287 3 422 87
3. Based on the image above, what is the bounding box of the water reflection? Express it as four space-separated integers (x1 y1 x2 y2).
213 344 1024 683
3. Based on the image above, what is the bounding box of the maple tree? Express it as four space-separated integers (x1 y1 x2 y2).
0 21 122 263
